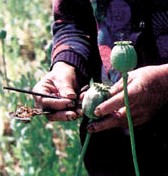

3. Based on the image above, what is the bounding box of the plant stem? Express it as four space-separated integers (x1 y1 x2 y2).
1 39 8 86
122 72 140 176
75 119 93 176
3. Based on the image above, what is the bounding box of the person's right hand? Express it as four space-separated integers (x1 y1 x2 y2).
33 62 80 121
82 64 168 133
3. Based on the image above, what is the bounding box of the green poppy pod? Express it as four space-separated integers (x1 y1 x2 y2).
110 41 137 73
82 83 111 119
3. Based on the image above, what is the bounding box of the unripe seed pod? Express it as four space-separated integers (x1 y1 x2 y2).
82 83 111 119
110 41 137 73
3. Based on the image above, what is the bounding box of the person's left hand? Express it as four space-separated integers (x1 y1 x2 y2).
83 65 168 133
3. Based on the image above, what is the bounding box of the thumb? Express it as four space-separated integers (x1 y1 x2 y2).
59 85 77 99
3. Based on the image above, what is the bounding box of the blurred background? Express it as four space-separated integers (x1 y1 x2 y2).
0 0 86 175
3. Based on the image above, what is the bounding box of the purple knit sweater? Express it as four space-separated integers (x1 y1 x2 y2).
51 0 168 86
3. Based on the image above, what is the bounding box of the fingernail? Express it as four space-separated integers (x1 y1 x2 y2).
66 101 75 108
94 107 101 116
66 93 76 99
80 85 90 93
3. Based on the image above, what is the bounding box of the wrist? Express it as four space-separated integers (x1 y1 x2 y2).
52 61 75 72
51 50 87 77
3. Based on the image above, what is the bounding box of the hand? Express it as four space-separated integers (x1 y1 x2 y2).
86 65 168 133
33 62 80 121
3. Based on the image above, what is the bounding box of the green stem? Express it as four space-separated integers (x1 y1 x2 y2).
122 72 140 176
75 119 93 176
1 39 8 86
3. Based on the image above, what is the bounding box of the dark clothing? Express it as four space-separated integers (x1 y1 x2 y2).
51 0 168 175
80 102 168 176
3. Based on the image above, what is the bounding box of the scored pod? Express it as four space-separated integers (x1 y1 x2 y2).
82 83 111 119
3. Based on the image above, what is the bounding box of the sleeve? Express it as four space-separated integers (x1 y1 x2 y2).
51 0 102 83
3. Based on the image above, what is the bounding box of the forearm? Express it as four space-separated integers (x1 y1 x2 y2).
51 0 101 83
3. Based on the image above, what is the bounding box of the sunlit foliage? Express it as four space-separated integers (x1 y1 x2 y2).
0 0 87 175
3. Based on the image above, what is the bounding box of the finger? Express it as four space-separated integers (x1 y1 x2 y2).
58 85 77 99
110 74 134 96
114 106 144 128
32 81 60 103
117 107 128 127
114 106 150 127
94 91 125 116
79 85 90 100
80 85 90 93
40 97 76 110
110 78 123 95
79 91 86 100
118 106 126 119
41 79 59 95
46 110 79 121
87 112 124 133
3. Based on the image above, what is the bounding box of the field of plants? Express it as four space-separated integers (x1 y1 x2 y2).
0 0 87 175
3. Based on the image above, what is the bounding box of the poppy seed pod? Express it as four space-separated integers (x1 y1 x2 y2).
110 41 137 73
82 83 111 119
